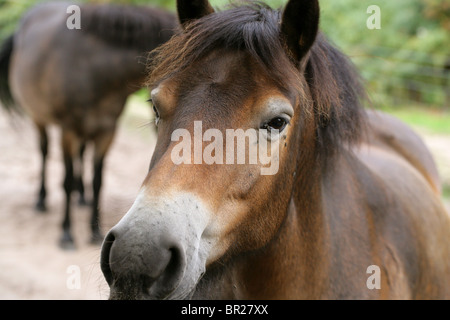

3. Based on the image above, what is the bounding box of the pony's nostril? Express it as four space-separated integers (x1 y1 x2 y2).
100 231 116 286
160 246 186 286
166 247 183 276
147 244 186 298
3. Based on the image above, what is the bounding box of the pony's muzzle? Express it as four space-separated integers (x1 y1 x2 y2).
100 191 214 299
100 224 187 299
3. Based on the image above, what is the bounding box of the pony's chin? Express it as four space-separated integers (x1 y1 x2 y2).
108 285 196 300
107 271 201 300
163 286 197 300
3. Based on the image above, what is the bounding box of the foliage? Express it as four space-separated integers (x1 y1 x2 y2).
319 0 449 108
0 0 36 41
423 0 450 30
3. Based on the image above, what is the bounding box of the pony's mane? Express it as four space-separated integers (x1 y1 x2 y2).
147 2 367 157
81 4 177 52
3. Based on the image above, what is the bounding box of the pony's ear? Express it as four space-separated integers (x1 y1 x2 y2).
280 0 320 61
177 0 215 26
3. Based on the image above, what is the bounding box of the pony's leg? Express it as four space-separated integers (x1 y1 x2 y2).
90 130 115 244
60 129 80 250
35 124 48 212
75 142 87 206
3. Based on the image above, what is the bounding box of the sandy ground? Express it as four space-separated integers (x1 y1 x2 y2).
0 103 449 300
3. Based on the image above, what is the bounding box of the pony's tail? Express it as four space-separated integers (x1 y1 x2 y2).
0 34 17 113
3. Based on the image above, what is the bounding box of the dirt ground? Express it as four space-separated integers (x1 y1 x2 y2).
0 104 449 300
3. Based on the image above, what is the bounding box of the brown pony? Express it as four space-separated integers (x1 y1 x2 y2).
100 0 450 299
0 2 177 249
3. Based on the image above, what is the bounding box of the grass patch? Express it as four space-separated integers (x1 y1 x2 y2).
379 105 450 135
443 184 450 200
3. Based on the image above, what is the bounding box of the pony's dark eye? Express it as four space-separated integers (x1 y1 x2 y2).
262 117 288 132
148 99 160 125
152 105 159 119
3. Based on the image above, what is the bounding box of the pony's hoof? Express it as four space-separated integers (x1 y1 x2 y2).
90 231 104 245
59 233 76 250
34 200 47 213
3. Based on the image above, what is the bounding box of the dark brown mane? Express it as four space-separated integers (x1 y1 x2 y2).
81 4 177 52
307 34 367 156
147 2 367 157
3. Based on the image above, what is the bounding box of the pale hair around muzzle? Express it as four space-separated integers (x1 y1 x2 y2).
101 190 215 299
